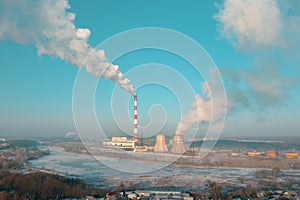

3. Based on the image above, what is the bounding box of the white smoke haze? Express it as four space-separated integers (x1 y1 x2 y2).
215 0 283 52
221 63 294 110
176 0 300 136
176 68 230 135
215 0 300 110
215 0 300 53
0 0 134 94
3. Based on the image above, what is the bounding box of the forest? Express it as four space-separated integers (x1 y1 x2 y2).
0 171 107 199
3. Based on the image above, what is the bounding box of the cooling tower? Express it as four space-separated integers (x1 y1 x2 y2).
154 134 168 152
171 134 186 154
133 93 138 142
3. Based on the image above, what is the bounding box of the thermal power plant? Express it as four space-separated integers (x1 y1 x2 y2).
171 134 186 154
103 137 135 151
154 134 168 152
133 93 138 142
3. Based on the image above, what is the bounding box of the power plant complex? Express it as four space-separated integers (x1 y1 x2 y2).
102 92 299 161
103 92 187 155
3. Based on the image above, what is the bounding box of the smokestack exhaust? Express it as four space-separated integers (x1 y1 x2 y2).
0 0 135 94
133 93 138 142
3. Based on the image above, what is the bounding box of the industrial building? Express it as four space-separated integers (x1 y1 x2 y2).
103 93 138 151
245 151 299 159
265 151 278 158
284 152 298 159
103 137 135 151
247 152 261 157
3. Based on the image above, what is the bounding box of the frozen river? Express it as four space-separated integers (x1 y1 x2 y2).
30 146 263 188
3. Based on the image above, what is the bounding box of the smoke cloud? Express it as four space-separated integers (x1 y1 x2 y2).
215 0 300 110
215 0 282 52
0 0 134 94
176 0 300 136
176 68 230 135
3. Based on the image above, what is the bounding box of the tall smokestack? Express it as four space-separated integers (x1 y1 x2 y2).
133 93 138 142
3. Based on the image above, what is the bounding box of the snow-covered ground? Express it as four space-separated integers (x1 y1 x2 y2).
30 146 300 189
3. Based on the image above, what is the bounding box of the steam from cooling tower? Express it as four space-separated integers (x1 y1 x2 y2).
176 68 230 135
0 0 134 94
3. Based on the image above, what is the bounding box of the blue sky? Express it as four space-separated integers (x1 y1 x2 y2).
0 0 299 138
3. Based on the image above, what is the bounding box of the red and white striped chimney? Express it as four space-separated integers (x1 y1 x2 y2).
133 93 138 142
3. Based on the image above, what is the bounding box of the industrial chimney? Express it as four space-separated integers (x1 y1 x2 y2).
154 134 168 152
171 134 186 154
133 93 138 142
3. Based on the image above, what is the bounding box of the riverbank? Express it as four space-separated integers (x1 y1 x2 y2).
63 145 300 171
28 145 300 199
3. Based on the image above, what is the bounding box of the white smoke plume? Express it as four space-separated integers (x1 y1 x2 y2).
215 0 283 52
176 68 230 135
0 0 134 94
215 0 300 110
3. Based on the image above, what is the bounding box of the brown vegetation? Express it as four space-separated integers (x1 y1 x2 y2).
0 171 107 199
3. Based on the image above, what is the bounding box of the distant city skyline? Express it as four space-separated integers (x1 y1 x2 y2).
0 0 299 138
